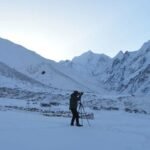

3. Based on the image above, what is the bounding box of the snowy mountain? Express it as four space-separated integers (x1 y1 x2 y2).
0 37 150 96
60 50 111 79
0 38 93 91
104 41 150 95
59 43 150 95
59 50 112 93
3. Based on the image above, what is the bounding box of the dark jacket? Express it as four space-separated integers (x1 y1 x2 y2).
69 92 81 110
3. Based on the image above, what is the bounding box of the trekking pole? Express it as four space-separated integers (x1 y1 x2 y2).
80 103 91 127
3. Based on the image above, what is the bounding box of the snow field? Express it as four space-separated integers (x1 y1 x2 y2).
0 110 150 150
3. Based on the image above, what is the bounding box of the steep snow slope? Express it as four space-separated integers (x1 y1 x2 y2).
27 62 92 91
104 41 150 95
0 61 48 90
0 37 48 71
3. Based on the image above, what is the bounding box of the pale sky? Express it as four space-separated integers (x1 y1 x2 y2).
0 0 150 61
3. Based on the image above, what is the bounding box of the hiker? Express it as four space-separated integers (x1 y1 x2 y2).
69 90 83 127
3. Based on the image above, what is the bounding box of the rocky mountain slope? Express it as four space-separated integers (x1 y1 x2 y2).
104 41 150 95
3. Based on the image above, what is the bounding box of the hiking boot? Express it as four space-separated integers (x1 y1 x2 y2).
76 124 83 127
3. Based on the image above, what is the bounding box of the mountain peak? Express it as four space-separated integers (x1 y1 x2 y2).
72 50 111 66
86 50 94 54
75 50 110 59
78 50 96 58
114 50 124 59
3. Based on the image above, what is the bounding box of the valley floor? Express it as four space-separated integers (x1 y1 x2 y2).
0 110 150 150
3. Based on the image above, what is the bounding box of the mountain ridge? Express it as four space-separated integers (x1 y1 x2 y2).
0 37 150 95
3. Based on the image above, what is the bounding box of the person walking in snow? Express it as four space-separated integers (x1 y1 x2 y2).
69 90 83 127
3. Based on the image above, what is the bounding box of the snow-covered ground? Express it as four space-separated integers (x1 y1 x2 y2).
0 109 150 150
